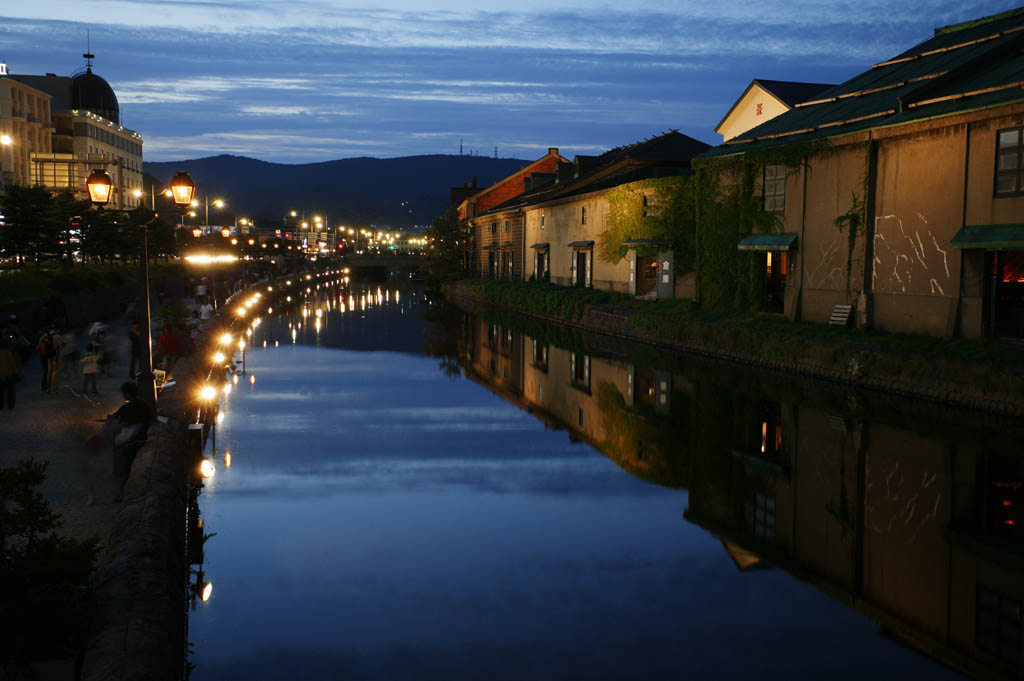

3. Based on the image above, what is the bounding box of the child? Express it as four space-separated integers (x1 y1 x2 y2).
80 343 100 395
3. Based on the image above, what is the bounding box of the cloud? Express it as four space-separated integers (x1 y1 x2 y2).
3 1 1012 162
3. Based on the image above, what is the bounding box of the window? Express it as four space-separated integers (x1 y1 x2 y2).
532 341 548 372
996 126 1024 195
763 165 786 213
754 493 776 540
581 206 587 224
489 222 497 234
641 193 661 217
976 587 1021 664
570 352 590 391
503 220 510 232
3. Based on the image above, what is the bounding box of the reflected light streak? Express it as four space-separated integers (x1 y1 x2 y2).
224 451 232 468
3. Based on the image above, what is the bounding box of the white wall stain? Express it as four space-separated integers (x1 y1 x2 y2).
929 278 944 295
930 233 950 278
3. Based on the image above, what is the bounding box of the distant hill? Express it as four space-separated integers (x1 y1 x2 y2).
143 154 530 229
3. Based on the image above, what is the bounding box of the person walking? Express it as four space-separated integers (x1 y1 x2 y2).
80 343 100 395
0 337 20 410
61 328 79 380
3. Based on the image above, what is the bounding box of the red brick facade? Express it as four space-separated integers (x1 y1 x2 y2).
458 148 565 220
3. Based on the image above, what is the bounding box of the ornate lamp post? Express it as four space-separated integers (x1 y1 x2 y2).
136 170 194 415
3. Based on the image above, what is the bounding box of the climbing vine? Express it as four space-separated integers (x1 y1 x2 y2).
599 176 696 270
693 138 830 312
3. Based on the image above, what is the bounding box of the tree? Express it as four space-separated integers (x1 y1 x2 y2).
0 459 98 660
425 206 465 280
0 184 62 266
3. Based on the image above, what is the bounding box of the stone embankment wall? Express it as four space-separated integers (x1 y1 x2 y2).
443 280 1024 417
79 297 233 681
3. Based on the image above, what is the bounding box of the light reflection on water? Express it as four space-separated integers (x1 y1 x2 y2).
189 282 967 681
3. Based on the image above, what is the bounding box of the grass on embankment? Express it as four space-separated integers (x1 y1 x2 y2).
470 279 1024 398
0 262 185 304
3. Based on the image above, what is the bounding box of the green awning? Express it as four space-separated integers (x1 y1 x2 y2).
951 224 1024 249
737 233 798 251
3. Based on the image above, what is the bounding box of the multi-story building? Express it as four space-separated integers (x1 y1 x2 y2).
520 131 709 297
714 79 834 142
0 62 53 188
10 55 144 210
699 7 1024 338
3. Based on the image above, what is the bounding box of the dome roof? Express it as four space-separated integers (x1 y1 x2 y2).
71 67 119 124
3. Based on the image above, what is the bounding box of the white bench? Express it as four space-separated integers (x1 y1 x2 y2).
829 304 853 327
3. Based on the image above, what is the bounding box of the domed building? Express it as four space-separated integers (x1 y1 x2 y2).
10 53 144 210
71 64 120 124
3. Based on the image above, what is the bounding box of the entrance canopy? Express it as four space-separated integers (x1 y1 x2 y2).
737 233 798 251
950 224 1024 249
530 242 550 249
568 240 594 248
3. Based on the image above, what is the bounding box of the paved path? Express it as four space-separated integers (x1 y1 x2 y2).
0 302 204 551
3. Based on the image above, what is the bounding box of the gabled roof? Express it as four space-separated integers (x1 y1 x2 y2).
714 79 835 134
476 131 710 217
754 79 837 107
700 7 1024 159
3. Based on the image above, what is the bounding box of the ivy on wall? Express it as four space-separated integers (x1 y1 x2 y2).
598 176 697 270
694 139 830 312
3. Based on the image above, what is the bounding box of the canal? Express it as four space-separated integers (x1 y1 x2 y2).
187 277 1022 680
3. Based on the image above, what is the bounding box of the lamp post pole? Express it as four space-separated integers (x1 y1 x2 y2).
139 216 158 415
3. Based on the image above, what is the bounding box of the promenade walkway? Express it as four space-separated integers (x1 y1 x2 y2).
0 323 136 549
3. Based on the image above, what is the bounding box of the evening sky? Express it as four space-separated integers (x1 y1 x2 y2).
1 1 1018 163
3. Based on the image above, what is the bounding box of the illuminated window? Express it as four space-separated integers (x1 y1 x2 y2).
581 206 587 224
763 165 786 213
976 587 1021 663
532 341 548 372
540 213 545 228
996 126 1024 195
754 493 776 540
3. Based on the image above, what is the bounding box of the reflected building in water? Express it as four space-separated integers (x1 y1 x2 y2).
451 312 1023 680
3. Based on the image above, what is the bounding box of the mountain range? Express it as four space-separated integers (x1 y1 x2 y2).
143 154 530 229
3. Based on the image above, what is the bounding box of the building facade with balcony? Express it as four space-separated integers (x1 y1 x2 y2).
12 57 144 210
0 64 53 188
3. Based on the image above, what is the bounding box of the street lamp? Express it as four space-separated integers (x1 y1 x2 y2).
86 168 113 206
130 170 196 415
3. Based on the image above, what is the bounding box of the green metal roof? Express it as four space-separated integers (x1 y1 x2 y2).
699 8 1024 161
622 239 675 247
737 233 798 251
950 224 1024 249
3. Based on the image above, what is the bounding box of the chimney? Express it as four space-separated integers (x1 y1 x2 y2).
548 148 558 156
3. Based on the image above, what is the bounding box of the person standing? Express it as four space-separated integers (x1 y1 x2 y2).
80 343 100 395
128 321 143 379
37 329 54 392
0 337 20 409
199 297 214 325
46 326 63 394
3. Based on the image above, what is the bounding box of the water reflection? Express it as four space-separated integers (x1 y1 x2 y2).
443 310 1024 681
189 278 1023 680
